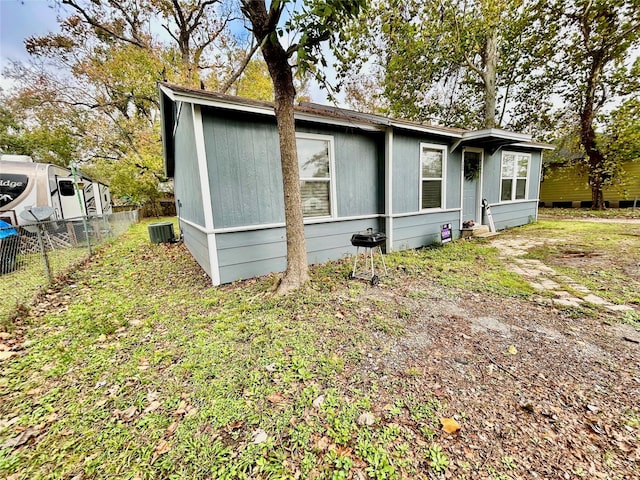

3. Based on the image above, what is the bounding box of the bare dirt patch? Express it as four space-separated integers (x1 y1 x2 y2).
352 278 640 479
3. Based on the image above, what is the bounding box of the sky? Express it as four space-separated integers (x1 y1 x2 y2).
0 0 336 102
0 0 67 84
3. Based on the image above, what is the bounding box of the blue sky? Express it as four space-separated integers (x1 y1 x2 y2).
0 0 66 75
0 0 337 102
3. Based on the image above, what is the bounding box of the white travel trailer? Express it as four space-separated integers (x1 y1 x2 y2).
0 155 112 226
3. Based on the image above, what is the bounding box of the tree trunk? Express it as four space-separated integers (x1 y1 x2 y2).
272 84 310 293
242 1 310 293
580 56 607 210
483 27 499 129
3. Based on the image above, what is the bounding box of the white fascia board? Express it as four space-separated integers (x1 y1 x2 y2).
165 87 383 132
462 128 531 143
514 142 555 150
389 121 463 138
159 84 176 101
173 91 273 116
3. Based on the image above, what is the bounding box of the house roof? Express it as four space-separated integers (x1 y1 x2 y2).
159 82 552 177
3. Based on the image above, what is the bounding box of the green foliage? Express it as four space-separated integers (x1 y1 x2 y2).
538 0 640 208
426 444 449 474
338 0 544 129
603 96 640 167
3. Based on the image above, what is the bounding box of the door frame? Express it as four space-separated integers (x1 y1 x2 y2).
460 147 484 229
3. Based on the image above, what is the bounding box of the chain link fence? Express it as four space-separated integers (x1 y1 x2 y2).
1 210 139 323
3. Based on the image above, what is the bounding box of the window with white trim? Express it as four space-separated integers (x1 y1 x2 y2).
500 151 530 201
296 133 334 218
420 143 446 209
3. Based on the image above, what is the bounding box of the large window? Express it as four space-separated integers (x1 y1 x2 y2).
420 144 446 209
501 152 530 201
297 133 334 218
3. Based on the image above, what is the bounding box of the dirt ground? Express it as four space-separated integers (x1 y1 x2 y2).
352 227 640 479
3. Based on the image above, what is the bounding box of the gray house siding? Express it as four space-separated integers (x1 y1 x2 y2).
297 124 384 217
201 112 383 230
486 201 538 230
391 133 460 214
181 222 212 277
174 105 205 226
216 218 381 284
202 109 283 229
160 84 550 286
392 211 460 251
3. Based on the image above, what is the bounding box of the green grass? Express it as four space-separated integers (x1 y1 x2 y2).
519 220 640 306
0 247 89 327
386 240 534 298
1 218 637 479
2 220 454 479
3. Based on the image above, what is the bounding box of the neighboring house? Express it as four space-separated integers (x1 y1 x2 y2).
159 83 552 285
540 161 640 208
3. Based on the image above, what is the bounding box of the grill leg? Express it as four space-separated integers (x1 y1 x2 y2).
351 246 360 278
376 246 388 275
369 247 375 278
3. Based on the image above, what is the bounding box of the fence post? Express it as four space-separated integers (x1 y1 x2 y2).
70 162 92 256
36 224 53 284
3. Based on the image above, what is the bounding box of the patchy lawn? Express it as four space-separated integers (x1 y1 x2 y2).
539 207 640 220
1 219 639 479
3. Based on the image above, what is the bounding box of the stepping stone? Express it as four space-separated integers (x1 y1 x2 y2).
605 304 634 312
582 294 610 306
553 297 584 307
540 279 560 289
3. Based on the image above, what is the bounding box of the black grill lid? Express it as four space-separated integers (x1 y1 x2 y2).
351 230 386 247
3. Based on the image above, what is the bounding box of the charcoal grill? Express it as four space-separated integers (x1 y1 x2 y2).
350 228 388 285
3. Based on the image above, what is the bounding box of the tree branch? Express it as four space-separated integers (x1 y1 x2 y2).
219 41 261 93
62 0 146 49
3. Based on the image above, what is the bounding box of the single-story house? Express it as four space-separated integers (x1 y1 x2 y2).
540 160 640 208
159 82 552 285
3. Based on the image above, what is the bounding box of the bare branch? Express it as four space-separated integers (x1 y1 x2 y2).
219 41 261 93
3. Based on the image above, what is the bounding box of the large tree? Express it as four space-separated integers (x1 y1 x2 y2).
239 0 365 293
539 0 640 209
339 0 543 129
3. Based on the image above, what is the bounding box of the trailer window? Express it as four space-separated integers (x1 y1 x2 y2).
59 180 75 196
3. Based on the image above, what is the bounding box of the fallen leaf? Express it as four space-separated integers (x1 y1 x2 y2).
165 421 179 437
227 420 244 430
155 439 171 455
312 395 325 408
316 435 330 450
1 426 41 448
334 446 352 457
440 417 461 433
115 405 137 422
144 401 161 414
173 401 188 416
357 412 375 426
0 351 16 361
267 392 284 404
507 345 518 355
252 428 268 444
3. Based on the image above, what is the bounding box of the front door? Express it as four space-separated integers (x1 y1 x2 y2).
462 148 483 226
